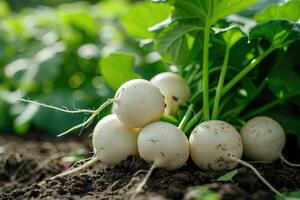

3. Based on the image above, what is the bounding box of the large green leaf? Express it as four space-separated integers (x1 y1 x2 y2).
155 23 201 66
170 0 256 26
268 43 300 98
255 0 300 22
249 19 300 48
121 2 172 39
153 0 256 67
100 53 140 90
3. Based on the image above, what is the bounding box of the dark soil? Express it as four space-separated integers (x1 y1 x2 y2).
0 132 299 200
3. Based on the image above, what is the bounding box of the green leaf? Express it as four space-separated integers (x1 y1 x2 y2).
217 169 238 182
155 23 200 66
255 0 300 23
171 0 256 26
249 19 300 47
276 190 300 200
153 0 256 66
268 43 300 98
121 2 172 38
218 26 244 48
100 53 140 90
194 186 221 200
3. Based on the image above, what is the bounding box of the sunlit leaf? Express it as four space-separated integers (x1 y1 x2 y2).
255 0 300 22
121 2 171 38
249 19 300 47
100 53 140 90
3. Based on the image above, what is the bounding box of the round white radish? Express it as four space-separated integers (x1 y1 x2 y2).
112 79 165 128
241 116 286 162
151 72 190 115
138 121 189 170
92 114 139 165
190 120 243 170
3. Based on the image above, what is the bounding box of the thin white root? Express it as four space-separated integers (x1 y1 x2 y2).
130 163 157 200
230 156 284 198
58 99 118 137
20 98 95 113
280 155 300 168
248 160 272 164
38 157 98 186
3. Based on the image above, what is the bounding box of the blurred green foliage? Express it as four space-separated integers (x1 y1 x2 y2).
0 0 168 135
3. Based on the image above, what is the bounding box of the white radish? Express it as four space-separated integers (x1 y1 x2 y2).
190 120 243 170
92 114 139 165
21 79 165 136
241 116 300 167
151 72 190 115
133 121 189 197
112 79 165 128
190 120 284 198
39 114 138 185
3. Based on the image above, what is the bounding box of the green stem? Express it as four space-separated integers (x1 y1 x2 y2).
202 5 211 121
160 114 179 126
220 78 268 119
178 104 194 131
216 93 234 118
222 47 274 96
183 109 203 133
242 98 284 120
212 45 231 120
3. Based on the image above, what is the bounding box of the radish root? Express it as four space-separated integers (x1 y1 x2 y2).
131 163 157 200
58 99 118 137
20 98 119 137
230 156 284 198
20 98 95 113
280 155 300 168
39 157 99 186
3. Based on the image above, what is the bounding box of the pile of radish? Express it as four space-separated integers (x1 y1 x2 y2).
22 72 299 198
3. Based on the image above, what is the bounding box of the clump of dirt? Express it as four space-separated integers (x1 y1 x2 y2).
0 133 299 200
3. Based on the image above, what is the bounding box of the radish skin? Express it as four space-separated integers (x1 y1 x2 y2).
190 120 243 170
133 121 189 197
151 72 190 115
241 116 285 162
138 121 190 170
92 114 139 165
112 79 165 128
241 116 300 167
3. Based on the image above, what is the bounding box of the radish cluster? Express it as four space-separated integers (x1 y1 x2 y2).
31 72 299 198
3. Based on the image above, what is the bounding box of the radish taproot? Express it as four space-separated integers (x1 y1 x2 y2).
189 120 284 198
241 116 300 167
22 79 165 136
39 114 139 185
151 72 190 115
133 121 189 196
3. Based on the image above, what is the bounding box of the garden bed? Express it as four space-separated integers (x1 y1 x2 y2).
0 132 299 200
